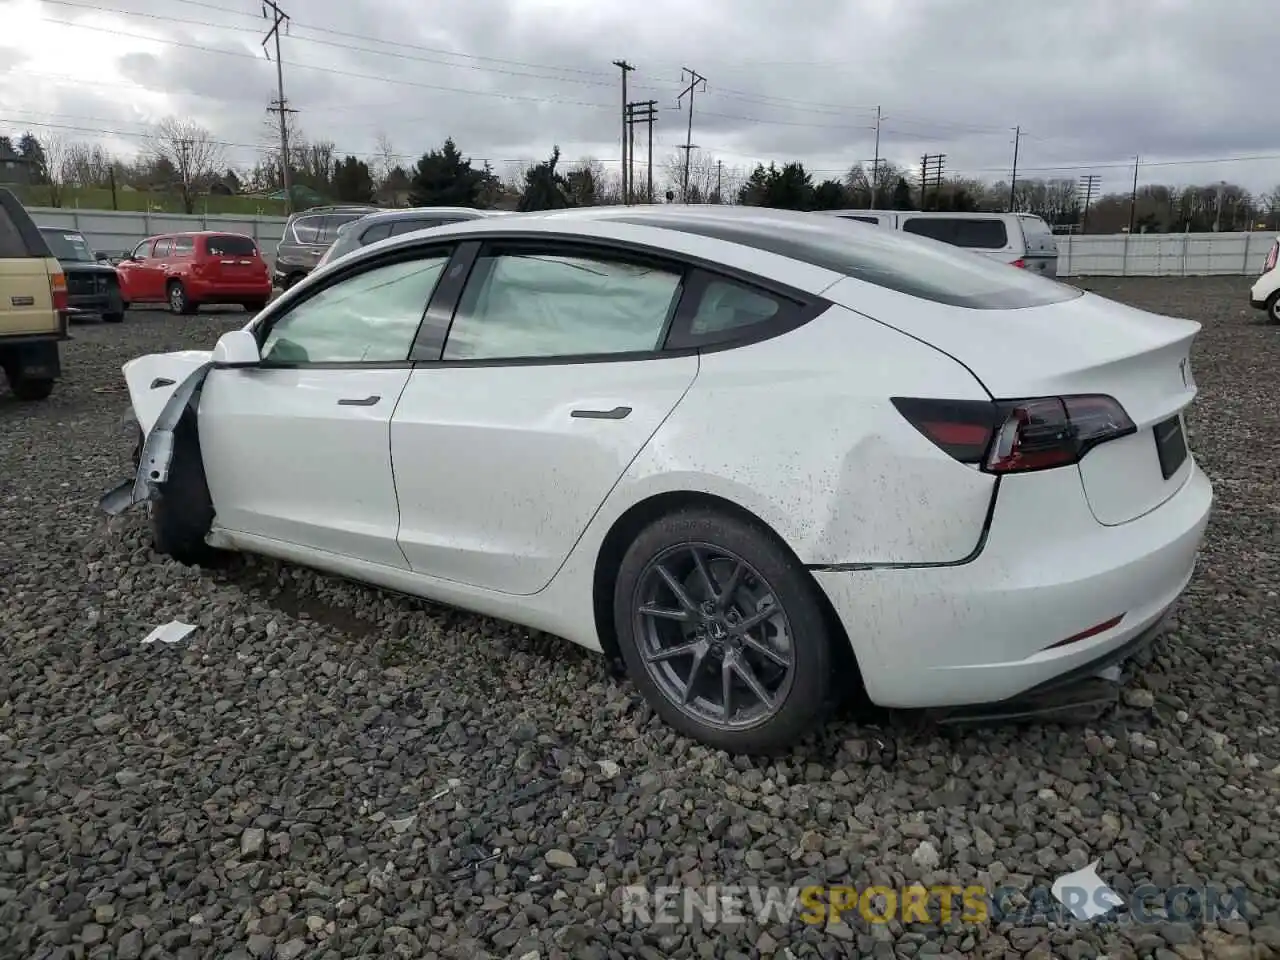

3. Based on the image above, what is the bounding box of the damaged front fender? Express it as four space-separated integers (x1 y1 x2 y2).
99 362 213 516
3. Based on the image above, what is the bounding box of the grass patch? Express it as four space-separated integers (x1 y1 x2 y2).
13 185 289 217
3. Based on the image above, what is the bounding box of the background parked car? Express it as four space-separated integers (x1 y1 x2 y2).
813 209 1060 276
272 204 379 289
1249 235 1280 324
0 188 68 401
116 231 271 315
317 207 508 268
37 226 124 323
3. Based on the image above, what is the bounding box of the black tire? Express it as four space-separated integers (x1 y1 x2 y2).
243 299 270 313
283 273 305 291
1266 292 1280 326
7 374 55 401
612 507 834 754
102 311 125 323
167 280 197 316
150 419 219 566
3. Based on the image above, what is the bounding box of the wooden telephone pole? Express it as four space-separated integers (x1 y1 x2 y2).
625 100 658 203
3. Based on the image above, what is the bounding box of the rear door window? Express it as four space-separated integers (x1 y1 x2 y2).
153 238 174 257
206 235 257 257
172 236 195 257
902 217 1008 249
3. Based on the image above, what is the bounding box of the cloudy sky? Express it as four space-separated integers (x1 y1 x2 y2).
1 0 1277 198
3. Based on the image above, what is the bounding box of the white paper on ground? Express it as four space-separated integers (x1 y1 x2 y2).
141 621 197 645
1051 860 1125 921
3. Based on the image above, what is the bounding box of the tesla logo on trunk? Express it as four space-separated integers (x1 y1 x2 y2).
1179 358 1189 388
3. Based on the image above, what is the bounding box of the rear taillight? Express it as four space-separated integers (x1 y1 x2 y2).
49 270 67 311
1265 242 1278 273
1010 259 1027 269
891 395 1136 474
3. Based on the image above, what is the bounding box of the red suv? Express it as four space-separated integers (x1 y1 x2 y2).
116 231 272 315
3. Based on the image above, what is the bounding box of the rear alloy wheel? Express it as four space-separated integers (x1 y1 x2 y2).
1267 292 1280 326
167 281 196 316
243 299 270 313
613 508 834 754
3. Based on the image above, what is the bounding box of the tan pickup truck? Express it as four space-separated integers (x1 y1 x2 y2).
0 187 68 400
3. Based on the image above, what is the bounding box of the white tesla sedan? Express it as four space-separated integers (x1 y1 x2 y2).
102 206 1212 753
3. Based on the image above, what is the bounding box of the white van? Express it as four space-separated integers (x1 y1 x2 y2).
813 210 1060 278
1248 236 1279 324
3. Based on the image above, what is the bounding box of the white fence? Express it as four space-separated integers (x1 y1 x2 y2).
1057 230 1274 277
23 206 1279 279
27 207 289 268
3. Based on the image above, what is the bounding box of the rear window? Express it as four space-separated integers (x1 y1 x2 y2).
614 213 1081 310
901 217 1009 249
205 234 257 257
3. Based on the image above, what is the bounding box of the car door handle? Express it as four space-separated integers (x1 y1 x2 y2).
571 405 632 420
338 395 381 406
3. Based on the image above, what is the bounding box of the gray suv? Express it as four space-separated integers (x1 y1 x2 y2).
272 204 379 289
316 207 507 270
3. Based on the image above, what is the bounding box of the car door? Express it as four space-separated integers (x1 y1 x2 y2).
196 246 455 567
390 239 699 596
116 238 157 302
149 237 174 299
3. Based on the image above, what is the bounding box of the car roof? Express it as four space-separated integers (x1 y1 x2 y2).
356 207 506 224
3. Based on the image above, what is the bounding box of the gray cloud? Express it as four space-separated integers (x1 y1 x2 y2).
6 0 1279 196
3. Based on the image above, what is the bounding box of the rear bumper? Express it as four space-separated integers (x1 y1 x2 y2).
188 281 272 301
814 461 1212 708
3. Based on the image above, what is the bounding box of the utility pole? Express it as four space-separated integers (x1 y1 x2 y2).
612 60 634 205
627 103 636 205
1008 125 1022 211
1078 174 1100 233
624 100 657 203
262 1 296 214
870 106 884 209
1213 179 1226 232
1128 155 1140 233
676 67 707 202
716 159 723 203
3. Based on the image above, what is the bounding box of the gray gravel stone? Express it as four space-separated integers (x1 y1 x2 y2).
0 283 1276 957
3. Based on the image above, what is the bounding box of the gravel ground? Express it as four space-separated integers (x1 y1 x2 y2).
1 279 1277 960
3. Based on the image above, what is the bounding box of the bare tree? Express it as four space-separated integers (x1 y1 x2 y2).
660 148 723 203
62 141 114 188
373 131 399 188
151 117 225 214
40 134 71 207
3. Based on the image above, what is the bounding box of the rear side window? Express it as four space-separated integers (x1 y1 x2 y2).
0 190 44 258
291 216 324 244
390 218 447 236
688 279 780 336
360 223 393 246
172 236 195 256
614 214 1081 310
154 239 174 257
902 217 1008 249
206 235 257 256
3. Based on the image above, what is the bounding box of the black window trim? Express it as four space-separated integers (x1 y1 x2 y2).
215 230 829 373
239 241 464 371
412 233 828 368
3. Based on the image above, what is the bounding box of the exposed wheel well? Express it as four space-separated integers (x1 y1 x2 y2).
590 490 863 693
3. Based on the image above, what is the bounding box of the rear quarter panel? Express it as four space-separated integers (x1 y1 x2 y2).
591 304 999 566
0 257 57 337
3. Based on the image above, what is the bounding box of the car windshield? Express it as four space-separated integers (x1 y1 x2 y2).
40 229 95 262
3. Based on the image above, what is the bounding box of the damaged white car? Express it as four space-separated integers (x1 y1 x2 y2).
103 206 1212 753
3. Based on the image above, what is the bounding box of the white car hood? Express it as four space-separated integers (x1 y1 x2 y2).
123 349 213 434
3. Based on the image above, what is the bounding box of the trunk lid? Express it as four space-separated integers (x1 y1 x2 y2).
827 281 1201 525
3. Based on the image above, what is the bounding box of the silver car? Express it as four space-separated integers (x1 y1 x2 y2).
316 207 508 269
